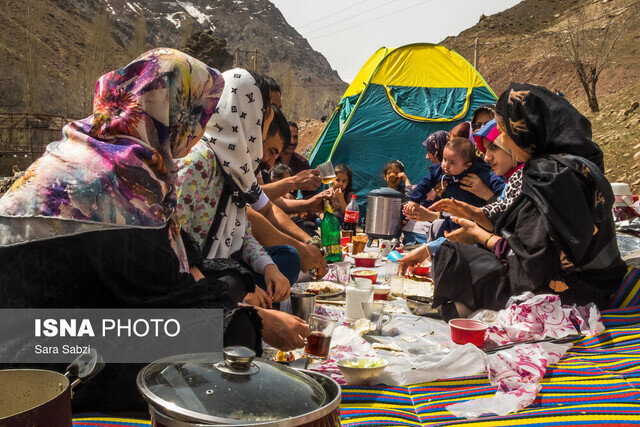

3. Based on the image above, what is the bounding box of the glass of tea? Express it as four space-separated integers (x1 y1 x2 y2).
304 314 338 359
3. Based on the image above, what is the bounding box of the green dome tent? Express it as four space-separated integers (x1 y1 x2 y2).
308 43 497 202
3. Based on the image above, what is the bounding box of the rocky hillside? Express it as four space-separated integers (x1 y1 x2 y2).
441 0 640 192
0 0 346 120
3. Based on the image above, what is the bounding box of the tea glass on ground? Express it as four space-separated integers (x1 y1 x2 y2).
361 302 391 333
304 314 338 359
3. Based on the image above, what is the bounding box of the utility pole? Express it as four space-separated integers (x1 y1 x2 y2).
473 38 479 70
234 49 239 68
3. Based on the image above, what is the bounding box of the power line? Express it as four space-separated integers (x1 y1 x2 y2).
297 0 370 29
304 0 402 36
309 0 433 40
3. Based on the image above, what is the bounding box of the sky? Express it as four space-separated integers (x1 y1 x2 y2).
270 0 521 83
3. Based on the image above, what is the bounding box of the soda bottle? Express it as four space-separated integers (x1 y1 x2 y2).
321 200 342 263
343 194 359 233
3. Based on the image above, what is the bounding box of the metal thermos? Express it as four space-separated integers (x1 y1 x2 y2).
365 187 403 241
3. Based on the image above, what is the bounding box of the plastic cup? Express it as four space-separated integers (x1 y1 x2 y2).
449 318 488 347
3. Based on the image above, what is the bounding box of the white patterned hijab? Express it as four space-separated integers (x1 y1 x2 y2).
200 68 266 258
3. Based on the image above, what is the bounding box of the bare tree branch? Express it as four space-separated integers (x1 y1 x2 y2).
556 7 625 113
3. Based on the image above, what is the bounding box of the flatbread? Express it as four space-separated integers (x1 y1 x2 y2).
352 318 375 336
372 342 403 352
403 278 434 298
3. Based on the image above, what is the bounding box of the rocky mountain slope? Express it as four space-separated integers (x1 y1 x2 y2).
441 0 640 192
0 0 346 120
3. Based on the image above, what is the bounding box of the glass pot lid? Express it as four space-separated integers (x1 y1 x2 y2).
137 347 326 423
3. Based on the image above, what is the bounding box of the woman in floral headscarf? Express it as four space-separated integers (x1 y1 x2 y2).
0 49 265 411
402 83 627 320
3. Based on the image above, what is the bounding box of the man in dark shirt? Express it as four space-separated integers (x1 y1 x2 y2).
275 121 315 199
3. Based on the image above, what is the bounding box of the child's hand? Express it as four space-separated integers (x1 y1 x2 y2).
404 204 439 222
398 172 410 185
404 201 420 215
329 187 346 211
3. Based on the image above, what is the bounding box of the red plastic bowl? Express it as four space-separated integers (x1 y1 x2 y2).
352 269 378 283
354 257 376 268
414 266 430 276
449 318 488 347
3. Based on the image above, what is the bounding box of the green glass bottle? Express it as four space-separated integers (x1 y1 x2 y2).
321 200 342 263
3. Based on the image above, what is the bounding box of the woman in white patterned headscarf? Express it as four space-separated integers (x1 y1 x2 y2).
176 69 296 309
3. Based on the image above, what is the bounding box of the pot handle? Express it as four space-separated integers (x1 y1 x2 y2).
65 349 105 390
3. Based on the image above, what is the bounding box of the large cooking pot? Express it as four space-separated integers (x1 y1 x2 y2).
137 347 341 426
365 187 403 240
0 350 104 427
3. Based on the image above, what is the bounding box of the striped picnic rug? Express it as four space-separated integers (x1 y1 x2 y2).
71 306 640 427
340 307 640 426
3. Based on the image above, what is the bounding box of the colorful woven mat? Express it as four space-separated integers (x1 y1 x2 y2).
72 307 640 427
340 306 640 426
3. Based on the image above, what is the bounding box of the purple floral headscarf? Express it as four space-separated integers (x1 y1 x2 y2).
0 48 224 271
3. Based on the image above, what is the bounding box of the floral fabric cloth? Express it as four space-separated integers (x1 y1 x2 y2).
484 292 605 346
175 149 272 273
447 341 572 418
448 292 605 418
0 48 223 271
